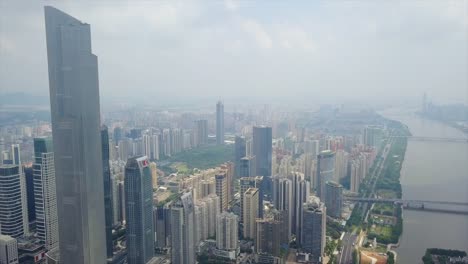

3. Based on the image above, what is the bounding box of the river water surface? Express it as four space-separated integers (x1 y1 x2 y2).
382 109 468 264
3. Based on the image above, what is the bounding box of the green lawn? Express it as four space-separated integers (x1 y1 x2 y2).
165 144 234 171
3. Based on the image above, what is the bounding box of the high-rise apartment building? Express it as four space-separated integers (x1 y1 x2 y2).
170 192 195 264
215 173 228 212
124 156 155 264
243 188 259 239
301 200 326 261
240 176 264 222
0 165 27 238
0 235 18 264
216 212 238 251
216 101 224 145
325 181 343 218
45 6 106 263
195 120 208 146
253 126 272 178
316 150 335 201
33 137 59 250
272 177 293 240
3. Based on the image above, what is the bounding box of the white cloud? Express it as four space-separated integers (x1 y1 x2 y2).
241 19 273 50
275 24 316 52
225 0 239 11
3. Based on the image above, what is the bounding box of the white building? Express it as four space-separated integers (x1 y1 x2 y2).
0 235 19 264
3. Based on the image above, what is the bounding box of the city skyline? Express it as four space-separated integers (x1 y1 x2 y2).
0 3 467 264
1 1 467 106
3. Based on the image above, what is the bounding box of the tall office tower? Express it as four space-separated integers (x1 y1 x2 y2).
150 162 158 190
240 176 263 222
234 136 246 177
422 92 428 114
215 173 228 212
117 181 126 223
101 127 114 258
0 138 4 165
216 101 224 145
143 134 151 159
171 192 195 264
242 188 259 239
0 165 26 238
316 150 336 202
10 144 20 165
325 181 343 218
124 156 155 264
272 177 293 240
195 120 208 146
239 156 256 177
33 138 59 250
245 137 253 157
44 6 106 263
0 235 18 264
216 212 238 251
24 167 36 223
155 201 173 248
10 144 29 236
301 200 326 262
111 176 120 226
255 218 282 256
253 126 272 178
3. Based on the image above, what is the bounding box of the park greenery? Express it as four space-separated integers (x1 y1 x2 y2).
422 248 467 264
387 251 395 264
159 144 234 174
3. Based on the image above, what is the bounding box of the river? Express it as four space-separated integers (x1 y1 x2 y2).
382 108 468 264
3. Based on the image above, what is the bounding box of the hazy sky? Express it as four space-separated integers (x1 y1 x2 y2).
0 0 467 105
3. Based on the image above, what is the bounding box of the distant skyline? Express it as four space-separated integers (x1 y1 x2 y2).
1 1 467 105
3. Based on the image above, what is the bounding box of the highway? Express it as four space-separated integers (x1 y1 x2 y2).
338 232 358 264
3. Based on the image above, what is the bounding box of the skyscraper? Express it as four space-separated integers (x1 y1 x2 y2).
239 156 256 178
234 136 246 177
45 6 106 263
0 165 26 238
325 181 343 218
216 212 238 251
9 144 29 236
0 235 18 264
253 126 272 177
256 218 282 256
101 126 114 258
301 199 326 261
216 101 224 145
124 156 155 264
243 188 259 239
33 137 59 250
170 191 195 264
316 150 335 202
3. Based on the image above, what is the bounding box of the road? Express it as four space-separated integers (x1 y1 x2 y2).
338 232 358 264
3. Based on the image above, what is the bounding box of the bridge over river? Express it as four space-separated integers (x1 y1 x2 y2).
345 197 468 215
389 135 468 143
